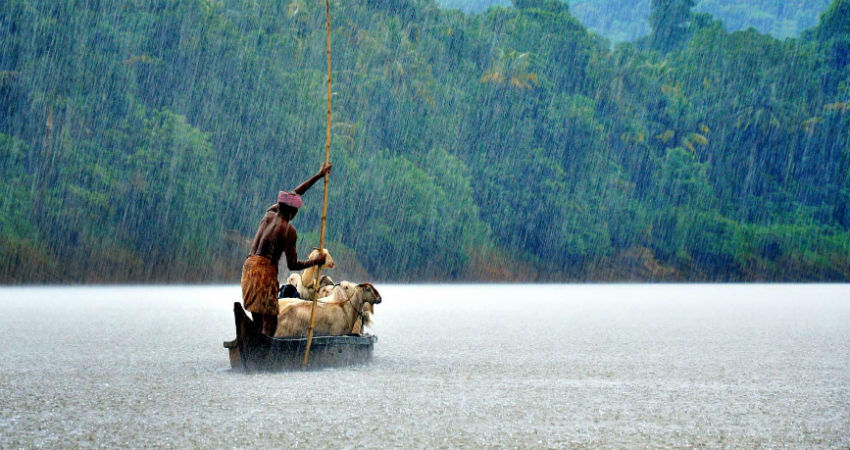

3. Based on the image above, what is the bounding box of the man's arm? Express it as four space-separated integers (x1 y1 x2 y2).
292 162 332 195
283 231 326 271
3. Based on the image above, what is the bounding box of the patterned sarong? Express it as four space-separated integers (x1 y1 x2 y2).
241 255 279 316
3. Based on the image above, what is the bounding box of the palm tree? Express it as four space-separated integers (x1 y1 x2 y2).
481 49 539 90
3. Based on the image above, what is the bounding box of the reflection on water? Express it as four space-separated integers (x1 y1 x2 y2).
1 284 848 448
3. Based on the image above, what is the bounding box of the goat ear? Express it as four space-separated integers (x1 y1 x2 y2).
362 283 378 295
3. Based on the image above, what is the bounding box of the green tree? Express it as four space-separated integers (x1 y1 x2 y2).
649 0 695 51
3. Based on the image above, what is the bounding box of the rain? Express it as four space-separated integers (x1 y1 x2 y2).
1 0 848 448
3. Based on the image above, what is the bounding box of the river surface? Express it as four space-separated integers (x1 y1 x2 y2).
0 284 848 449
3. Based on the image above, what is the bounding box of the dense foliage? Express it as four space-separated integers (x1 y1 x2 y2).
1 0 847 283
440 0 833 42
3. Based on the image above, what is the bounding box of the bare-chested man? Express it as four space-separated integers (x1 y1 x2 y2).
241 163 331 335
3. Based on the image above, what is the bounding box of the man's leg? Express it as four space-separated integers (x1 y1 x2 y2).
251 312 264 333
262 314 278 336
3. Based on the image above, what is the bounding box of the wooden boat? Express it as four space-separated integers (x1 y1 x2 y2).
223 302 377 371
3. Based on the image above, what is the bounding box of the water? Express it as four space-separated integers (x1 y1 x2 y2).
1 284 848 449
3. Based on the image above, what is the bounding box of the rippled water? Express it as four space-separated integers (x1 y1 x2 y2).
1 284 848 449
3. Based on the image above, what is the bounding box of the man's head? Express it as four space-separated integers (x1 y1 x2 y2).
278 190 302 220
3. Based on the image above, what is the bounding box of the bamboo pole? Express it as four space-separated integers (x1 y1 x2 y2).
302 0 333 371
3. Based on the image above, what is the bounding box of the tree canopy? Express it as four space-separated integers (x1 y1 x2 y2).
1 0 847 283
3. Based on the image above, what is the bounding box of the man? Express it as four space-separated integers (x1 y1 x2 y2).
241 162 331 335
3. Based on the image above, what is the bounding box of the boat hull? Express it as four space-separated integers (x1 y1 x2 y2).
224 302 377 371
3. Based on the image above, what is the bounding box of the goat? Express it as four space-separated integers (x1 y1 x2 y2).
274 283 381 337
294 248 334 299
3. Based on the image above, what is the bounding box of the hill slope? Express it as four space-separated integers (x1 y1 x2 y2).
437 0 833 42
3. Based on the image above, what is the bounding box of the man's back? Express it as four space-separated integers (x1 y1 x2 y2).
250 207 296 267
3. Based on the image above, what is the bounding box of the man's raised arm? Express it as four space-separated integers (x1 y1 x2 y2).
293 162 332 196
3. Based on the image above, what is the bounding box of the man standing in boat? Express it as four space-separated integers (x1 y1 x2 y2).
241 163 332 336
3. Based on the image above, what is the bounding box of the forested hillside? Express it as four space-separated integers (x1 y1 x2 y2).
440 0 833 42
1 0 848 283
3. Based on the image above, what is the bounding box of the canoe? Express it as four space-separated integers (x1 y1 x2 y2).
223 302 377 371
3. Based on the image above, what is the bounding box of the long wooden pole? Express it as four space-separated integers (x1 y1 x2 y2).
302 0 333 371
